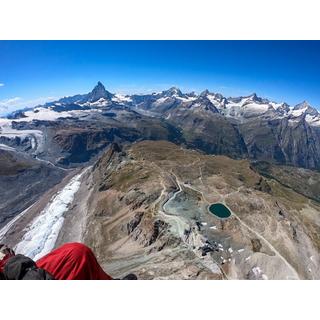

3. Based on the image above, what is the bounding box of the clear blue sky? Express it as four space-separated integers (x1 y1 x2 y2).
1 41 320 113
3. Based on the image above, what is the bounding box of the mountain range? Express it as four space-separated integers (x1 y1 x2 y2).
2 81 320 170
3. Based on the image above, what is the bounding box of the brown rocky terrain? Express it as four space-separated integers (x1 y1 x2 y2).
56 140 320 279
251 161 320 202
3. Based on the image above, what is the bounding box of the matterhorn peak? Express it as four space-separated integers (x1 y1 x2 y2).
96 81 105 88
92 81 107 93
87 81 113 102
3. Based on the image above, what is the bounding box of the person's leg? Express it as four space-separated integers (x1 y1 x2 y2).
36 242 113 280
0 244 15 273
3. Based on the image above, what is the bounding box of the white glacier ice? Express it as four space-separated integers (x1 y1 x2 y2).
14 168 89 260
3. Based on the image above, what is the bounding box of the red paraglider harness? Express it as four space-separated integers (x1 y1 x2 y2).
0 242 114 280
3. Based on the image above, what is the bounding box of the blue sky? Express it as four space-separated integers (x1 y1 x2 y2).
1 41 320 114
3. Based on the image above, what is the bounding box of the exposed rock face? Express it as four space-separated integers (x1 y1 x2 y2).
239 117 320 169
86 81 114 102
53 128 135 165
251 161 320 202
127 212 144 235
0 149 66 228
171 112 248 158
0 135 34 152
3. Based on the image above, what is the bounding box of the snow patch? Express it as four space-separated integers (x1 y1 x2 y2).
243 103 269 113
80 98 110 107
251 266 268 280
112 94 132 103
305 114 320 127
0 143 15 151
206 95 219 105
176 96 197 102
21 107 77 121
0 120 44 152
291 107 308 117
206 94 224 108
153 97 170 105
270 102 284 110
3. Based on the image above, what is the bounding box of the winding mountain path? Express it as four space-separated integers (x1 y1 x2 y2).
183 170 300 279
157 170 228 279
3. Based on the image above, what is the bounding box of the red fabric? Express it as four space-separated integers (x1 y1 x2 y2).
36 242 112 280
0 254 13 273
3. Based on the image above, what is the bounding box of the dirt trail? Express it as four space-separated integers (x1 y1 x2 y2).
231 213 299 279
175 169 300 279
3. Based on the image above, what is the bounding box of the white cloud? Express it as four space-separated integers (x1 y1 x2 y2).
0 96 58 116
0 97 22 110
1 97 22 105
0 83 4 87
0 97 22 115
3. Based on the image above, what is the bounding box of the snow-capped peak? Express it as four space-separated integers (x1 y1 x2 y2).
161 87 183 97
248 93 258 100
200 91 226 108
2 83 320 128
242 93 270 104
290 101 318 118
199 89 210 97
293 101 310 110
86 81 113 102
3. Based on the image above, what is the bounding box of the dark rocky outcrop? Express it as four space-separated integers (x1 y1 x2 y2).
127 212 144 235
251 238 262 252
